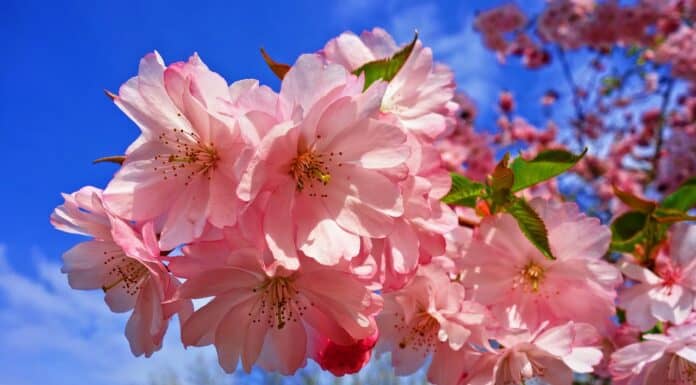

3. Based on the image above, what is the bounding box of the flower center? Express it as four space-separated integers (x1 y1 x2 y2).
290 150 332 192
395 311 440 352
657 264 681 289
153 128 220 184
101 250 150 295
250 277 309 330
520 262 545 292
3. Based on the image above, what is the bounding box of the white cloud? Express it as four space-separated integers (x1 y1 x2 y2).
0 245 216 385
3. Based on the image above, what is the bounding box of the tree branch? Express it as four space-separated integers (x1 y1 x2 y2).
649 76 674 182
557 46 585 122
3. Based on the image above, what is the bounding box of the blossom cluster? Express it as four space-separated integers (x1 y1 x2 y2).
471 0 696 213
51 25 696 385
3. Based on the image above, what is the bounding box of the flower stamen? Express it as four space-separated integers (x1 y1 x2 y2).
290 150 331 191
521 262 545 292
101 252 149 295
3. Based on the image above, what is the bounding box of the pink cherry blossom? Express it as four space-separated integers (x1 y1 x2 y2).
51 186 192 357
618 223 696 330
537 1 659 51
594 322 642 378
237 54 410 268
610 323 696 385
322 28 457 139
474 4 527 55
462 198 622 331
103 52 256 249
656 126 696 194
356 133 457 291
655 26 696 83
171 237 382 375
435 94 495 181
376 264 489 377
427 322 603 385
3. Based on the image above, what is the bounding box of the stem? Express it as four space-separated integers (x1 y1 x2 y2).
556 46 587 148
557 46 585 121
650 77 674 182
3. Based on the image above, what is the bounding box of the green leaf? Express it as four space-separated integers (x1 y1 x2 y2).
353 32 418 91
260 48 291 80
93 155 125 165
661 177 696 212
507 198 555 260
510 148 587 192
442 173 485 207
610 210 648 252
613 185 656 213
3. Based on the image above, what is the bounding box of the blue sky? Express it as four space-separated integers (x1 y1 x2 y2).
0 0 568 384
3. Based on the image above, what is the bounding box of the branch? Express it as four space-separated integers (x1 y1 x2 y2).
556 46 588 149
649 76 674 182
556 46 585 122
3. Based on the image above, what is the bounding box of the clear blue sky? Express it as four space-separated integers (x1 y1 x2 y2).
0 1 560 384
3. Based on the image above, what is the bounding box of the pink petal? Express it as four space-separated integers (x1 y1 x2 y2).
237 121 298 202
563 347 603 373
671 223 696 270
323 32 377 70
281 54 353 113
110 218 159 263
387 219 420 274
322 119 409 169
535 323 575 357
125 278 164 357
61 240 115 289
103 142 181 221
619 284 662 331
214 298 256 373
650 285 693 325
295 195 360 264
618 260 663 284
256 320 308 375
104 279 139 313
177 268 262 299
549 217 610 261
157 176 211 250
241 309 270 372
610 340 666 378
263 185 300 271
182 291 249 347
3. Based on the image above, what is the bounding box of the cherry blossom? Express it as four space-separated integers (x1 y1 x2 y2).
103 52 256 249
237 54 410 268
172 239 381 375
51 186 192 357
430 322 603 385
462 198 621 331
322 28 457 139
376 264 489 376
610 323 696 385
618 223 696 330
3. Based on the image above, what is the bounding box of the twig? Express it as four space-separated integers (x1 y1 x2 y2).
557 46 586 122
650 76 674 182
556 46 588 149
